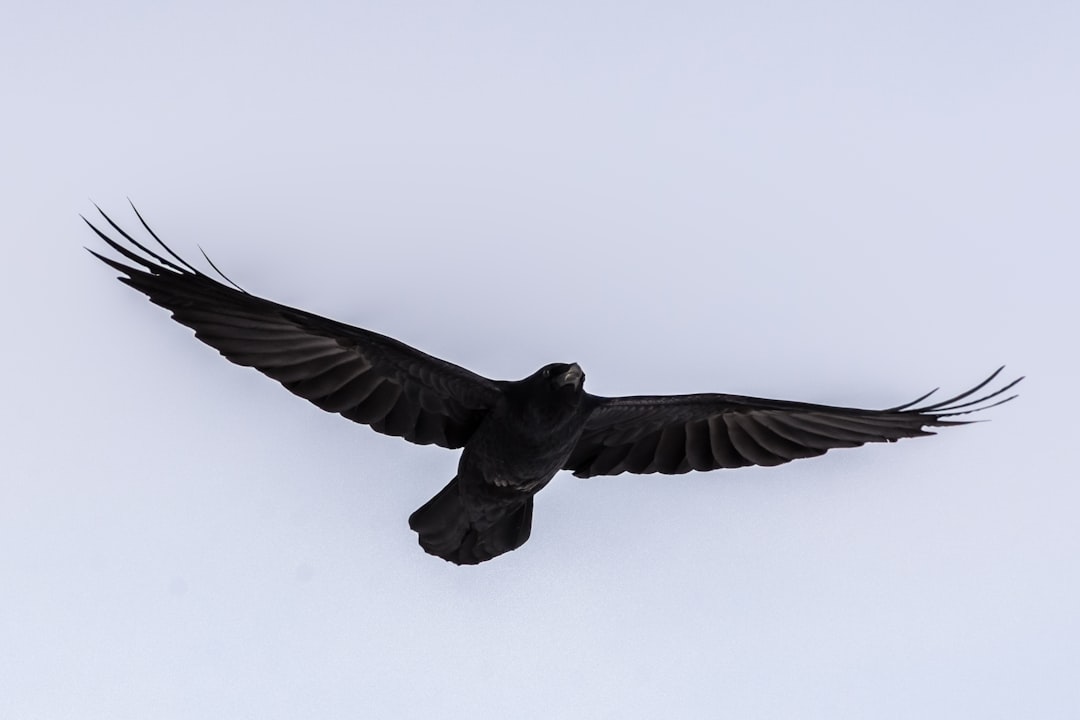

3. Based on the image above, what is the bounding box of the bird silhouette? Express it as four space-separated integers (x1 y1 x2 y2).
88 206 1021 564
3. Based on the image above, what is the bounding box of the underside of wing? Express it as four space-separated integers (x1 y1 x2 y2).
88 205 501 449
565 369 1021 477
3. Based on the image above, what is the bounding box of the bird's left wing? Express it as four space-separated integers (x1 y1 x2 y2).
565 371 1020 477
88 207 502 449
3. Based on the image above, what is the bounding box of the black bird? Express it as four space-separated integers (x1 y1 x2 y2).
87 207 1021 565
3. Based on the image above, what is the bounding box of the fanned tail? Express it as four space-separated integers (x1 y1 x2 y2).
408 477 534 565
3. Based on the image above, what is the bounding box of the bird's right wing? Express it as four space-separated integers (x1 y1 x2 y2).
88 207 502 449
565 370 1020 477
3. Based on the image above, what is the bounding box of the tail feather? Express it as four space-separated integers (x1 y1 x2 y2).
408 477 533 565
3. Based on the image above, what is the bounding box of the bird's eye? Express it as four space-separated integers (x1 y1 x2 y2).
542 368 552 378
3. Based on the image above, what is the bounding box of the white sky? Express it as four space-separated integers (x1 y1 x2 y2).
2 1 1078 718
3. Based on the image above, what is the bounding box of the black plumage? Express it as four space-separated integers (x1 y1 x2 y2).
88 207 1021 565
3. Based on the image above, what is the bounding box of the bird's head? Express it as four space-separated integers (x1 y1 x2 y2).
537 362 585 392
524 362 586 419
503 362 587 421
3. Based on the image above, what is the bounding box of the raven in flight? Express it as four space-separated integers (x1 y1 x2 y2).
88 207 1021 565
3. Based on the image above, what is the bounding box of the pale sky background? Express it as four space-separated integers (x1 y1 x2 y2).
2 1 1078 718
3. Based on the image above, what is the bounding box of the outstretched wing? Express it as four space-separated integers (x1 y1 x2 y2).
88 206 502 449
565 370 1021 477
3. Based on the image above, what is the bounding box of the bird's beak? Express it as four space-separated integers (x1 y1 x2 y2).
558 362 585 389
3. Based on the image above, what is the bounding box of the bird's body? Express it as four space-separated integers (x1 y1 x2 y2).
411 364 592 563
88 207 1021 565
